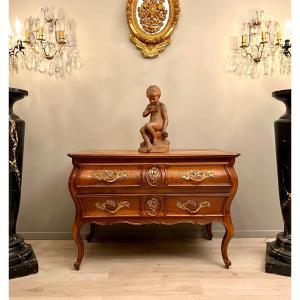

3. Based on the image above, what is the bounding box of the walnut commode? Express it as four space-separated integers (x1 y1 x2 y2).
68 150 239 270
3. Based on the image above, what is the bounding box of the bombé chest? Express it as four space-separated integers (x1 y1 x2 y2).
68 149 239 270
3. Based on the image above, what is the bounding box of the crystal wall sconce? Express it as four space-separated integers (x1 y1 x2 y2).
225 10 291 78
9 7 81 75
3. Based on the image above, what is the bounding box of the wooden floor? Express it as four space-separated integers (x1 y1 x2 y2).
10 238 291 300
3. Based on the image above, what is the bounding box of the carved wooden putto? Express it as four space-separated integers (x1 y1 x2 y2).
139 85 170 153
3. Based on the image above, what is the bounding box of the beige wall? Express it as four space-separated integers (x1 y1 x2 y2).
10 0 291 238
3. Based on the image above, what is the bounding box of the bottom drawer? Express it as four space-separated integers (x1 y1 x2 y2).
78 194 226 218
78 195 140 217
166 195 225 216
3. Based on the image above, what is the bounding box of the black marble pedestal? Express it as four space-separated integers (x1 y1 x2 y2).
9 234 38 279
9 88 38 279
265 89 291 277
266 241 291 277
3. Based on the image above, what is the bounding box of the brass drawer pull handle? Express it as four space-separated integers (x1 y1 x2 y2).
91 170 128 183
179 170 214 182
95 200 130 214
176 200 211 214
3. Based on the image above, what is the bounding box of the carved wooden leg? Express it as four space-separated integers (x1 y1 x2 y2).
206 223 213 240
221 218 234 269
86 223 96 242
72 221 84 270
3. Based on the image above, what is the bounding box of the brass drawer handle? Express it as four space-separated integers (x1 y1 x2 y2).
91 170 128 183
176 200 211 214
178 170 214 182
95 200 130 214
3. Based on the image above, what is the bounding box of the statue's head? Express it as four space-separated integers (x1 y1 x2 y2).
146 85 161 104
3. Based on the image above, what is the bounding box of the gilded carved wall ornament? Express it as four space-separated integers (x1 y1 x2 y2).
145 197 160 216
176 200 211 214
126 0 180 57
138 0 168 34
146 166 162 186
179 170 215 182
91 170 128 183
95 200 130 214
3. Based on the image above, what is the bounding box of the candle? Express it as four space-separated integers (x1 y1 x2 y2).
9 22 12 37
58 31 65 41
284 19 292 41
23 18 30 42
38 26 44 39
276 31 281 42
25 30 30 40
241 34 247 47
261 31 266 43
15 17 22 40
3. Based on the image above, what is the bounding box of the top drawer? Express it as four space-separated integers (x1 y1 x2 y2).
76 165 142 187
75 163 231 190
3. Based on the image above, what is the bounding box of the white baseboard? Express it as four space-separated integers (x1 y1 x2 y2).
20 230 281 240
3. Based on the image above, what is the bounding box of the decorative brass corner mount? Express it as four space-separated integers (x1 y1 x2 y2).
126 0 180 58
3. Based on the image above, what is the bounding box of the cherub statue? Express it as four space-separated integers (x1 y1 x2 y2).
138 85 170 153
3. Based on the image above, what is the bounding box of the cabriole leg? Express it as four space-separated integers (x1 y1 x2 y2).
206 223 213 240
72 221 84 270
86 223 96 242
221 218 234 269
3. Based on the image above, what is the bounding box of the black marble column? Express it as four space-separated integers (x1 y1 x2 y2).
9 88 38 279
265 89 291 277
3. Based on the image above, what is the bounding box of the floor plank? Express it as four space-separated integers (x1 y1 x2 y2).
9 238 291 299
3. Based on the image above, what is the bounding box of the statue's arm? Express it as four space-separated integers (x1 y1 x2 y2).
143 104 151 117
161 104 168 132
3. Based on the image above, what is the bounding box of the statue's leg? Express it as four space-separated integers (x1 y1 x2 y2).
140 127 152 149
145 123 158 145
221 217 234 269
72 220 84 270
206 223 213 240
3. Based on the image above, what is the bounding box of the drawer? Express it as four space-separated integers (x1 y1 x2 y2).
76 165 142 187
78 194 225 218
166 165 230 187
78 195 141 217
165 195 225 216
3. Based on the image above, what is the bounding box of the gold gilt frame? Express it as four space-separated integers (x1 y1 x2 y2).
126 0 180 58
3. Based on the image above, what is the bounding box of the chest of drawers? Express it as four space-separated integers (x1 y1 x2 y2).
68 150 239 270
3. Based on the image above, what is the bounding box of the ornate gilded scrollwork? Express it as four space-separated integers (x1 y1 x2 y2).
95 200 130 214
145 197 160 216
176 200 210 214
91 170 128 183
146 166 162 186
179 170 214 182
9 119 21 188
138 0 168 33
126 0 180 57
282 192 291 209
